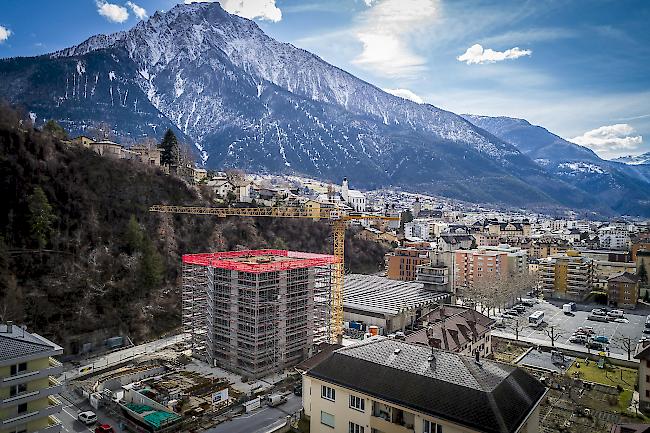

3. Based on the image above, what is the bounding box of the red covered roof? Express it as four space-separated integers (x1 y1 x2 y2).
182 249 339 273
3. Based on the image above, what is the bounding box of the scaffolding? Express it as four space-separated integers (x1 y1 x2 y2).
181 250 336 378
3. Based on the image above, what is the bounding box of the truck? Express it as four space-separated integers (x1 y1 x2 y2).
266 393 287 407
563 304 573 314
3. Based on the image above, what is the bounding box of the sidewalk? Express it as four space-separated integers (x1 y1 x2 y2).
492 330 639 364
60 333 189 381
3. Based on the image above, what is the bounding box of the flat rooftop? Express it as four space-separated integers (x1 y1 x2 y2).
182 249 339 273
344 274 448 316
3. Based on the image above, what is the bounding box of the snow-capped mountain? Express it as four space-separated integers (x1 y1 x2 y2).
613 152 650 165
0 1 645 214
462 115 650 216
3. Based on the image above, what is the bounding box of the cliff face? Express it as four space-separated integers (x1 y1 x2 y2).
0 107 387 349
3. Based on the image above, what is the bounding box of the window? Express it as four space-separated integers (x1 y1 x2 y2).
320 411 335 428
10 363 27 376
349 422 364 433
349 394 365 411
321 385 336 401
10 384 27 397
423 420 443 433
17 403 28 414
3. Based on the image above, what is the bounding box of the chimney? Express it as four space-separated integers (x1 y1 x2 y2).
6 321 13 333
475 350 481 365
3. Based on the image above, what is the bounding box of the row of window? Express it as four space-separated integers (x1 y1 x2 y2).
320 385 443 432
320 410 443 433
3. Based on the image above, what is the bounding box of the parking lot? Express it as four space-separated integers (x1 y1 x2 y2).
495 299 649 356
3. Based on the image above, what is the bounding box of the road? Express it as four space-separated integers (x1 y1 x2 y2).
494 300 648 357
58 393 125 433
206 395 302 433
61 333 189 381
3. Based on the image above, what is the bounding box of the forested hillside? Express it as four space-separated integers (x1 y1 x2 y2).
0 106 387 349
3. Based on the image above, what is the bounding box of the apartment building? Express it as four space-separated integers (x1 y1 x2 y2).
0 323 63 433
386 247 431 281
302 338 546 433
607 272 640 309
454 245 528 288
528 240 568 259
539 251 595 301
634 341 650 415
405 306 495 358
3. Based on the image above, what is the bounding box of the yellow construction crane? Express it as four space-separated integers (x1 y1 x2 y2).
148 204 399 342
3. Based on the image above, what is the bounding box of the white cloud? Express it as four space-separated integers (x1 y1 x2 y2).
184 0 281 22
570 124 643 158
96 1 129 23
352 0 438 78
0 26 11 43
126 1 147 19
457 43 531 65
382 88 423 104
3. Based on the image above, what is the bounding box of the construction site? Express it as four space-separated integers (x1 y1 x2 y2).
181 249 339 378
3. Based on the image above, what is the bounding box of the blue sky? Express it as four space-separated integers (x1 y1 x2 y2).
1 0 649 159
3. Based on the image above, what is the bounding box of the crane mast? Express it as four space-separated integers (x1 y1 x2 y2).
149 204 399 342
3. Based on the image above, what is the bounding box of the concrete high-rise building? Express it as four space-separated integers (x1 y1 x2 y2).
454 245 528 289
386 247 432 281
181 249 337 378
539 250 595 300
0 323 63 433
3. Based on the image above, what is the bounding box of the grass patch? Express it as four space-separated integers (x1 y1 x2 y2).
566 360 637 390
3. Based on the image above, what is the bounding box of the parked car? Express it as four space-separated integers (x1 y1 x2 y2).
592 335 610 344
591 309 606 316
607 309 624 319
586 341 605 351
502 311 517 318
520 298 537 306
267 393 288 407
293 384 302 396
569 334 588 344
513 305 527 313
78 411 97 426
95 425 114 433
588 314 609 323
578 326 594 334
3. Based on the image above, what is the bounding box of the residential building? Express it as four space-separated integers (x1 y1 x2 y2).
181 250 337 378
343 275 449 334
71 135 94 148
634 341 650 415
90 140 128 159
484 219 531 238
539 250 595 301
632 241 650 261
593 260 637 291
130 144 161 166
386 247 432 281
599 224 631 251
437 234 474 252
607 272 639 309
528 239 567 259
302 338 546 433
0 322 64 433
454 245 528 289
406 305 495 358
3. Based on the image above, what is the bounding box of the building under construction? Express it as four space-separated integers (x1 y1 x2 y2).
182 249 337 378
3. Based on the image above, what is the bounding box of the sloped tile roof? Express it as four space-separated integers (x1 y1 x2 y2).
307 338 546 433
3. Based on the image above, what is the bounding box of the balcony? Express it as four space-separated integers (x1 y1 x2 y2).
1 396 62 429
2 358 63 387
0 377 63 408
371 402 415 433
36 416 63 433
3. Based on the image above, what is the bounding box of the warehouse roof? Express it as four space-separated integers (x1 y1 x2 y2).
344 274 448 316
307 338 547 433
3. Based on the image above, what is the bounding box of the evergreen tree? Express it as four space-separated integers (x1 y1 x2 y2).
26 186 56 249
43 120 68 140
138 238 164 292
639 261 648 285
124 215 144 253
159 129 180 167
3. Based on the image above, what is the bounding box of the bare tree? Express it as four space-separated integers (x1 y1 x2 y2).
509 316 528 341
545 325 563 347
615 336 633 361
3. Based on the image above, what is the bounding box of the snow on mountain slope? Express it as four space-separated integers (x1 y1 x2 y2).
0 1 629 213
613 152 650 165
462 114 650 216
